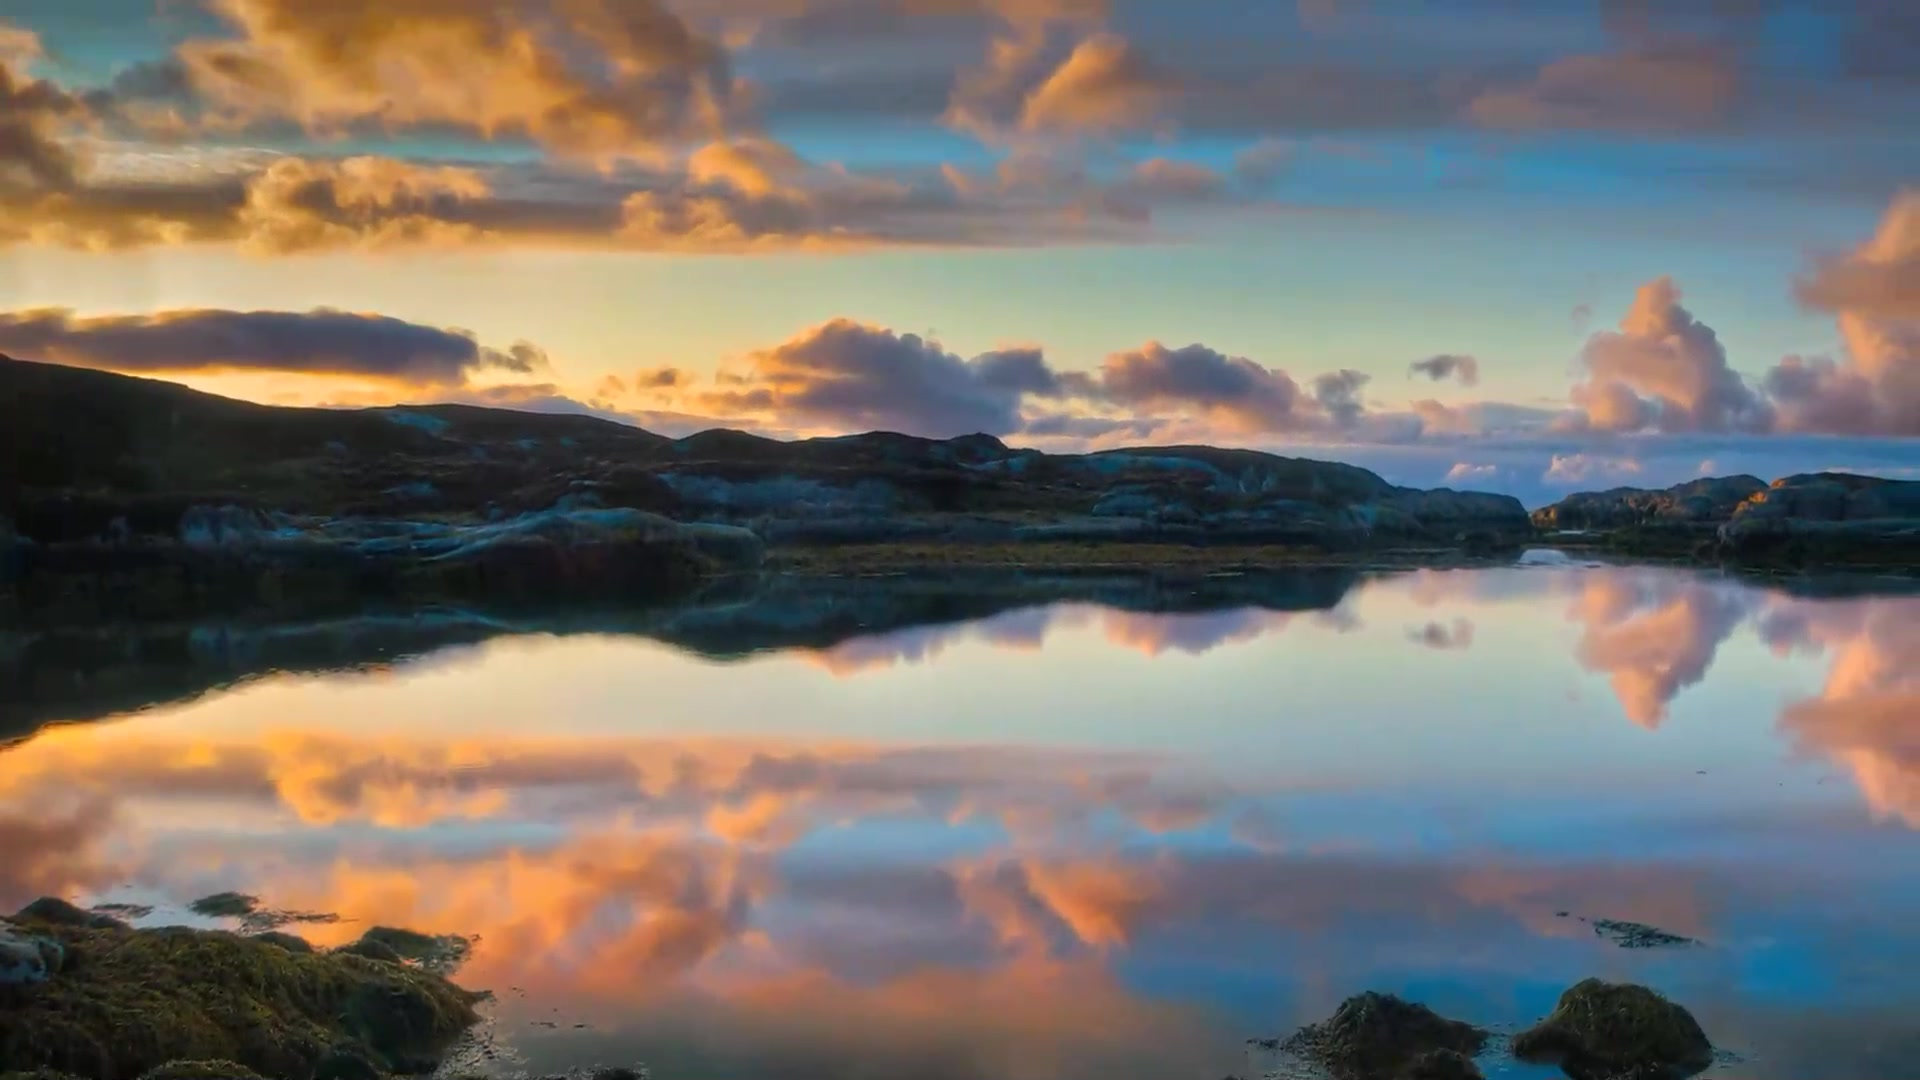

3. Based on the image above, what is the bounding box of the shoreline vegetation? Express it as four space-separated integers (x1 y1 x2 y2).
2 896 1725 1080
3 357 1917 624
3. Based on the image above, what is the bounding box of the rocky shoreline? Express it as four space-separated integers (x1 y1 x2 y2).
4 358 1917 624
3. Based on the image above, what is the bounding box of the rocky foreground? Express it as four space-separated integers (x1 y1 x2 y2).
5 891 1723 1080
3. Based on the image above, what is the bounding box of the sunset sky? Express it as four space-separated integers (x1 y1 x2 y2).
1 0 1915 503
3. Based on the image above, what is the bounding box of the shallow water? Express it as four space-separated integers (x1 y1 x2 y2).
4 560 1917 1079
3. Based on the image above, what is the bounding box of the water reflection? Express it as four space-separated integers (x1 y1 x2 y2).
1 563 1917 1079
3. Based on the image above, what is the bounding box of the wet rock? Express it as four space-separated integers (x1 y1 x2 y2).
1400 1049 1483 1080
14 897 123 930
1512 978 1713 1080
1279 992 1488 1079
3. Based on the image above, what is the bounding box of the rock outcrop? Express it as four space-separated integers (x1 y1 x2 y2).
1278 991 1489 1079
1532 475 1767 531
1535 471 1920 566
1 357 1534 621
1512 979 1713 1080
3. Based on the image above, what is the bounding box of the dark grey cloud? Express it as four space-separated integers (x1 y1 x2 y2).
1409 354 1481 387
0 307 548 385
1312 368 1370 428
1097 342 1311 432
693 319 1057 437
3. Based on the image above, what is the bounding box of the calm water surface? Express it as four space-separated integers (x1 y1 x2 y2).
4 560 1917 1079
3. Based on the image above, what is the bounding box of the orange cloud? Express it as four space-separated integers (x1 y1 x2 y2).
1570 572 1753 728
175 0 737 163
1766 596 1920 826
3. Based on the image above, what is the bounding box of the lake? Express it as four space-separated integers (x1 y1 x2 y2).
3 559 1916 1079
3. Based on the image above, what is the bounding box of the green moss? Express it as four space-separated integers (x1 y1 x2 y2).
249 933 314 956
0 903 482 1080
135 1063 266 1080
1511 978 1713 1080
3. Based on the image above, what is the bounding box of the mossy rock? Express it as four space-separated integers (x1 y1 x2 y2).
136 1063 267 1080
353 928 471 975
334 939 404 964
1400 1049 1482 1079
0 920 482 1080
249 933 314 955
186 894 260 919
1512 979 1713 1080
14 899 123 931
1280 992 1488 1079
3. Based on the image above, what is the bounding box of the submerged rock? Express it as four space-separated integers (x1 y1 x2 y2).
1512 978 1713 1080
1279 992 1488 1079
1591 919 1698 950
0 900 482 1080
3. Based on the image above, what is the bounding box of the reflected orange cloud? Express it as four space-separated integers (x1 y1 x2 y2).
1764 596 1920 827
1569 571 1752 728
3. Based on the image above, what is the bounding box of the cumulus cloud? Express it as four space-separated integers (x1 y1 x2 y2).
1567 276 1772 434
1409 354 1480 387
0 307 546 385
1544 452 1644 487
1767 190 1920 435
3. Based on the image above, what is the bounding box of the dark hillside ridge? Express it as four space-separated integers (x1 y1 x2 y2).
0 355 1529 547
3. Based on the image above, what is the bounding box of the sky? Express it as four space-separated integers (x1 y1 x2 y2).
0 0 1916 504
